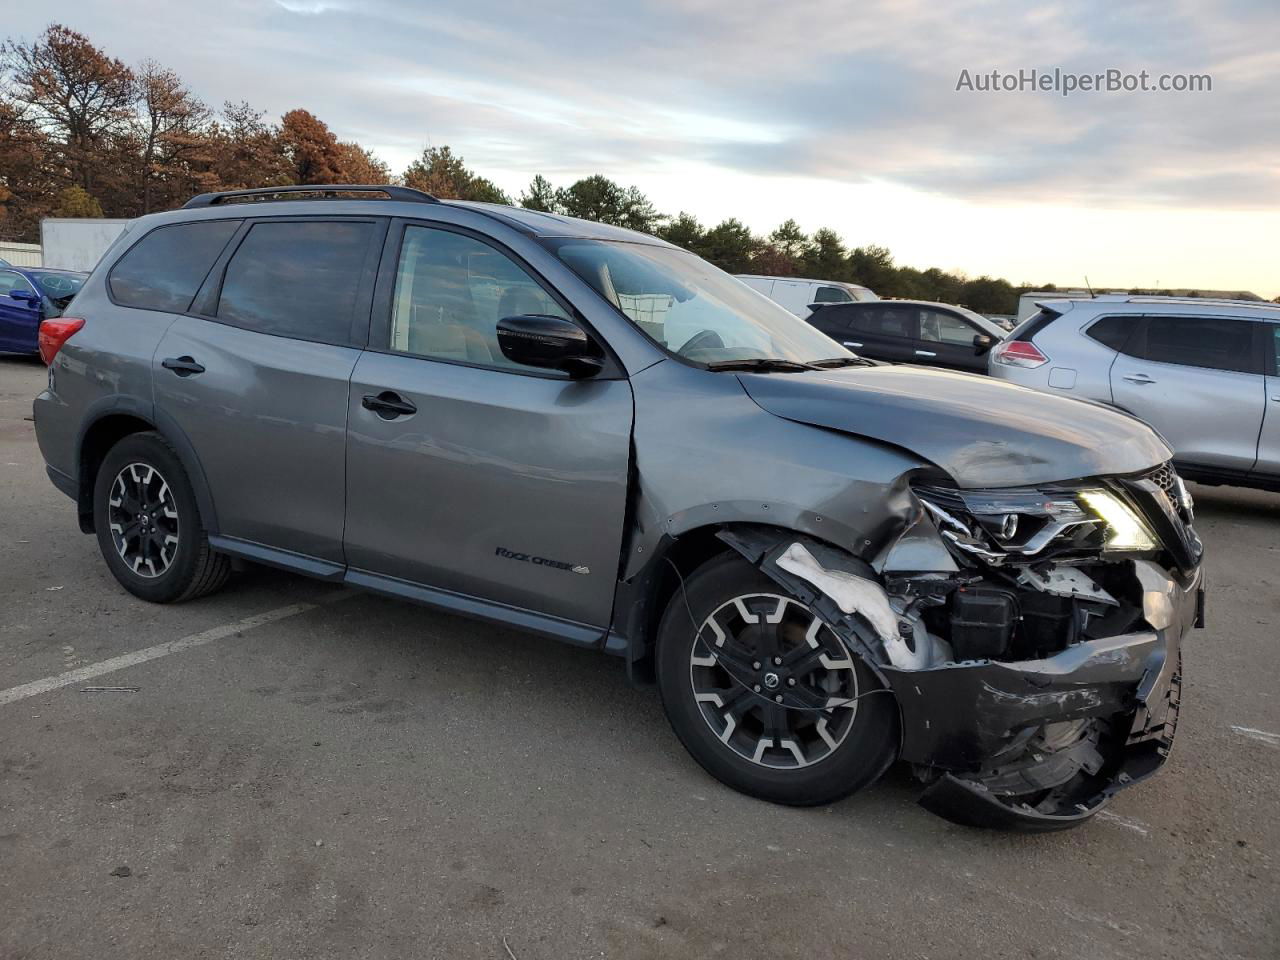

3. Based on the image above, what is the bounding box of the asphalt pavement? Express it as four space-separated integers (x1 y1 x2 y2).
1 354 1276 959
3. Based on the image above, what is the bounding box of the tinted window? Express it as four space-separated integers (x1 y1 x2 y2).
813 285 853 304
217 220 374 343
1087 316 1134 352
1142 316 1259 374
110 220 240 312
1272 326 1280 375
919 309 976 345
0 271 35 296
851 306 913 338
390 225 569 372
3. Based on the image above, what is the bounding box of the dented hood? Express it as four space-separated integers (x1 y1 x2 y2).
738 365 1172 488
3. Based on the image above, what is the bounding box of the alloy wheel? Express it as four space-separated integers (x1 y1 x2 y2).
688 593 859 769
107 462 180 579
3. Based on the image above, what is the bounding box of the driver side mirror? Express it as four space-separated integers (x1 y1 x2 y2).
9 289 39 304
496 314 604 379
973 333 995 355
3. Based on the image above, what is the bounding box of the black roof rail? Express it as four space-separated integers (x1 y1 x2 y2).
182 184 438 209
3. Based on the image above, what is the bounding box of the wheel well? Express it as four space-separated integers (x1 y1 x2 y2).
77 414 155 532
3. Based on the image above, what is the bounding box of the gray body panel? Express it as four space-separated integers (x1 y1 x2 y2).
737 364 1172 488
153 317 357 562
345 350 633 627
1260 374 1280 475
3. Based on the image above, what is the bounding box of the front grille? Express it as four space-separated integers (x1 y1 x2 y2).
1147 462 1180 514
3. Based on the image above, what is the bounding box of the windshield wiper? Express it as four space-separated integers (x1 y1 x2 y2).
704 358 817 373
807 356 876 369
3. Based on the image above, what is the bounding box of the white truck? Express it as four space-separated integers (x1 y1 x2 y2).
736 275 877 317
40 218 133 273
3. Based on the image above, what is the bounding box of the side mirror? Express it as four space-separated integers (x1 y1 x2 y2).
973 334 995 355
496 314 604 379
9 289 39 304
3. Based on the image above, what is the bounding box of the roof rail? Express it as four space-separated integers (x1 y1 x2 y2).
182 185 438 209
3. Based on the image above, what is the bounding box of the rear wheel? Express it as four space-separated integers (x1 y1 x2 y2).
656 552 899 806
93 432 230 603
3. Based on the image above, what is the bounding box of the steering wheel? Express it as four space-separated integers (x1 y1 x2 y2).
676 329 725 356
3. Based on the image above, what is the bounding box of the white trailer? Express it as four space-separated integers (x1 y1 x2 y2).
40 218 133 273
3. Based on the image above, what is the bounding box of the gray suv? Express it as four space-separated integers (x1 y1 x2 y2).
34 186 1204 830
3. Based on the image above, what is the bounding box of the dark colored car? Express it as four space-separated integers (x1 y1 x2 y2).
32 185 1203 830
0 266 88 355
807 299 1005 372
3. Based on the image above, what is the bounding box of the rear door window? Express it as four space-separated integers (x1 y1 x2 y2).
918 309 976 345
850 306 915 339
1140 315 1260 374
109 219 241 312
216 220 377 344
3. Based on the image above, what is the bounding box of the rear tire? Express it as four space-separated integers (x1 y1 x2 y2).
92 432 230 603
656 552 899 806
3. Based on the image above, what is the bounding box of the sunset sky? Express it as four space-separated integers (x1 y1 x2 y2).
12 0 1279 296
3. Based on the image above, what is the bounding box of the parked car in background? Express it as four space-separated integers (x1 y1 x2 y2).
32 185 1202 830
990 295 1280 491
805 299 1005 372
736 275 877 317
0 265 88 355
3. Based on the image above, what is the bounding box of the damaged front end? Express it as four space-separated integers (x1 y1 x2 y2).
721 462 1205 830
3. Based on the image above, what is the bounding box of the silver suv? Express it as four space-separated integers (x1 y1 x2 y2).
989 295 1280 491
33 186 1203 830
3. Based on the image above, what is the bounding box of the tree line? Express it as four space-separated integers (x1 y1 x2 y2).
2 23 1067 313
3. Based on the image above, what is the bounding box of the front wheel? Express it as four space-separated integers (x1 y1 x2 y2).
656 552 899 806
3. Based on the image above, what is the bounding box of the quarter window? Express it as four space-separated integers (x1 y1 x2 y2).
918 309 976 345
109 220 240 312
389 225 569 372
1141 316 1259 374
217 220 375 343
1086 316 1135 352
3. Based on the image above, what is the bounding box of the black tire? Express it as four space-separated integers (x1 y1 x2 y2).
656 552 899 806
92 431 230 603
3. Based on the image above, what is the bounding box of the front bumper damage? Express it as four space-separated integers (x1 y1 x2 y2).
720 496 1204 830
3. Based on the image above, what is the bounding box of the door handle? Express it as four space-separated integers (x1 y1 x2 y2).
1123 373 1157 385
842 341 863 349
362 391 417 419
161 356 205 377
915 350 937 358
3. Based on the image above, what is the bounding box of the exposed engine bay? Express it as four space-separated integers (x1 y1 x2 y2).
720 462 1205 830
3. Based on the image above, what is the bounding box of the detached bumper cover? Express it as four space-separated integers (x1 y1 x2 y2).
895 566 1200 830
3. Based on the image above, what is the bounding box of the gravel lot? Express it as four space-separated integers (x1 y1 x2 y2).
1 353 1276 960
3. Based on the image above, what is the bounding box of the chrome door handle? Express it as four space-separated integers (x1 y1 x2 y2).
1123 373 1156 384
915 350 937 358
842 341 863 349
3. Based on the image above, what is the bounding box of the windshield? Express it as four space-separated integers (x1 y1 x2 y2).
544 239 852 365
30 271 86 300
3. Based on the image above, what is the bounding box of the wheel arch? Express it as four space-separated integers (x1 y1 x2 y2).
76 404 219 536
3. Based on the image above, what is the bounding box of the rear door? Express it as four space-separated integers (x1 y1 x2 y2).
152 216 386 563
1110 314 1265 472
1254 323 1280 478
915 307 987 372
838 304 920 363
343 219 633 629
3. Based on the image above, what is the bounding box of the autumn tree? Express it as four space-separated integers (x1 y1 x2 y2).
134 60 213 213
0 97 56 240
54 184 103 216
206 101 292 190
2 24 134 205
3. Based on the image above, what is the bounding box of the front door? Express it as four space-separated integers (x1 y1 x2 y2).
1254 323 1280 478
0 270 40 353
1110 315 1265 472
343 221 633 629
916 308 986 372
153 216 385 562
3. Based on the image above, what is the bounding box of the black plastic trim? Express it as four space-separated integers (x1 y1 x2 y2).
183 185 438 208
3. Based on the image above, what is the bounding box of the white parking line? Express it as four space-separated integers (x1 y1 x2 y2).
1229 725 1280 748
0 601 326 708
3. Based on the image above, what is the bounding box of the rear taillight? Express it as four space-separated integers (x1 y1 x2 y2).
38 317 85 366
991 339 1049 368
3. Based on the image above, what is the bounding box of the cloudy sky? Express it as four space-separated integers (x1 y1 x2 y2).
12 1 1280 295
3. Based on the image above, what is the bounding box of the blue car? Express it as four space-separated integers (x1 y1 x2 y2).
0 265 88 355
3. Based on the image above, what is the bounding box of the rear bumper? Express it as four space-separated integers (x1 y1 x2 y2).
887 564 1201 830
